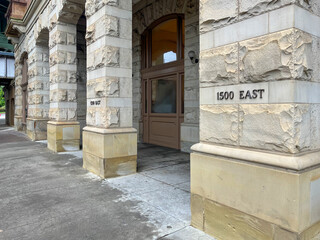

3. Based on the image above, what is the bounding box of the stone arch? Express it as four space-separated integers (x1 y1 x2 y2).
133 0 189 36
57 0 86 24
132 0 199 151
35 27 49 46
18 51 28 65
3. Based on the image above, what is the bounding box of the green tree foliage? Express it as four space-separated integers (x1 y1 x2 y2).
0 87 5 108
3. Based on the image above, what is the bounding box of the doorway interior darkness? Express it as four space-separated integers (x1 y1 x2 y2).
141 14 185 149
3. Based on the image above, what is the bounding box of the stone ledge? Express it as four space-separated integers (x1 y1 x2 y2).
83 126 137 135
47 121 80 126
191 142 320 171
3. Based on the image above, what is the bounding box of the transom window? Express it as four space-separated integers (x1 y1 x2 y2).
142 15 185 69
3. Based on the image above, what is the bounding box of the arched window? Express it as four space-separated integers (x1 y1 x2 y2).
142 15 185 68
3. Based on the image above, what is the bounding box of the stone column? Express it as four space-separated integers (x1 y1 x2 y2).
13 59 23 131
192 2 320 239
83 0 137 178
47 21 79 152
26 43 50 141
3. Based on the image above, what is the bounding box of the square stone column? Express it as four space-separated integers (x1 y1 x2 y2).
13 60 23 131
47 20 80 152
26 43 50 141
83 0 137 178
193 2 320 239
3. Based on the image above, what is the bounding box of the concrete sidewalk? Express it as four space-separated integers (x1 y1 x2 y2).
0 128 214 240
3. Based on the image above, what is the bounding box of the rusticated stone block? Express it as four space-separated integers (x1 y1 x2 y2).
310 104 320 151
200 43 238 87
67 90 77 102
239 104 311 154
85 0 119 18
87 107 120 128
239 29 318 83
200 0 238 33
200 105 238 146
239 0 293 20
90 46 120 70
85 24 95 45
87 77 120 98
95 15 119 39
239 0 320 19
49 51 66 66
49 108 68 121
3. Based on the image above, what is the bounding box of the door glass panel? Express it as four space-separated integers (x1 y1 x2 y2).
152 19 177 66
151 79 176 113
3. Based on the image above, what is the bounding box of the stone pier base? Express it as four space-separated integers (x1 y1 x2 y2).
47 121 80 152
14 116 24 131
27 118 48 141
83 127 137 179
191 143 320 240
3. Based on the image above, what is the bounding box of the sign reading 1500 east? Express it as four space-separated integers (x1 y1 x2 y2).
216 89 265 101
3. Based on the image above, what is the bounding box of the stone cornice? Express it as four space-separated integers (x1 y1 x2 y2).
6 0 50 49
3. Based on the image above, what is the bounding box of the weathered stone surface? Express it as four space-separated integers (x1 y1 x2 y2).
200 105 238 146
200 43 238 87
88 46 120 70
239 0 293 20
87 107 120 128
239 104 310 154
239 29 318 83
47 122 80 152
191 194 204 231
83 127 137 178
310 104 320 151
85 0 119 17
200 0 238 33
87 78 120 98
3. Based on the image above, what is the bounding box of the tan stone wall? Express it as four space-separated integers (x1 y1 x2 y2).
132 0 200 151
200 28 320 154
200 0 320 34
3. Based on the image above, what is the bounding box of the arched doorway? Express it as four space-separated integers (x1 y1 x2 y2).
142 15 185 149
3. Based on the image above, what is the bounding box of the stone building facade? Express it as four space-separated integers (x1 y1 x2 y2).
5 0 320 239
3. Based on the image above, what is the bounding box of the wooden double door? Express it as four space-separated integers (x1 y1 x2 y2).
142 61 184 149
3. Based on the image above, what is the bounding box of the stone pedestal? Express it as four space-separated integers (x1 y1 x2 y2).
83 127 137 178
14 116 23 131
27 118 48 141
47 121 80 152
191 143 320 240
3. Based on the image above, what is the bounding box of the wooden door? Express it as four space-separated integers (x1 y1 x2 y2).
141 15 184 149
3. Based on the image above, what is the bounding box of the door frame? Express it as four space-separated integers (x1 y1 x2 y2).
141 14 185 149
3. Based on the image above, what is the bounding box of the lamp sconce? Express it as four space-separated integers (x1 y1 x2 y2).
188 50 199 64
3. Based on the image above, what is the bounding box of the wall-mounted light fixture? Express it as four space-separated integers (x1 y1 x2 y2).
188 51 199 64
